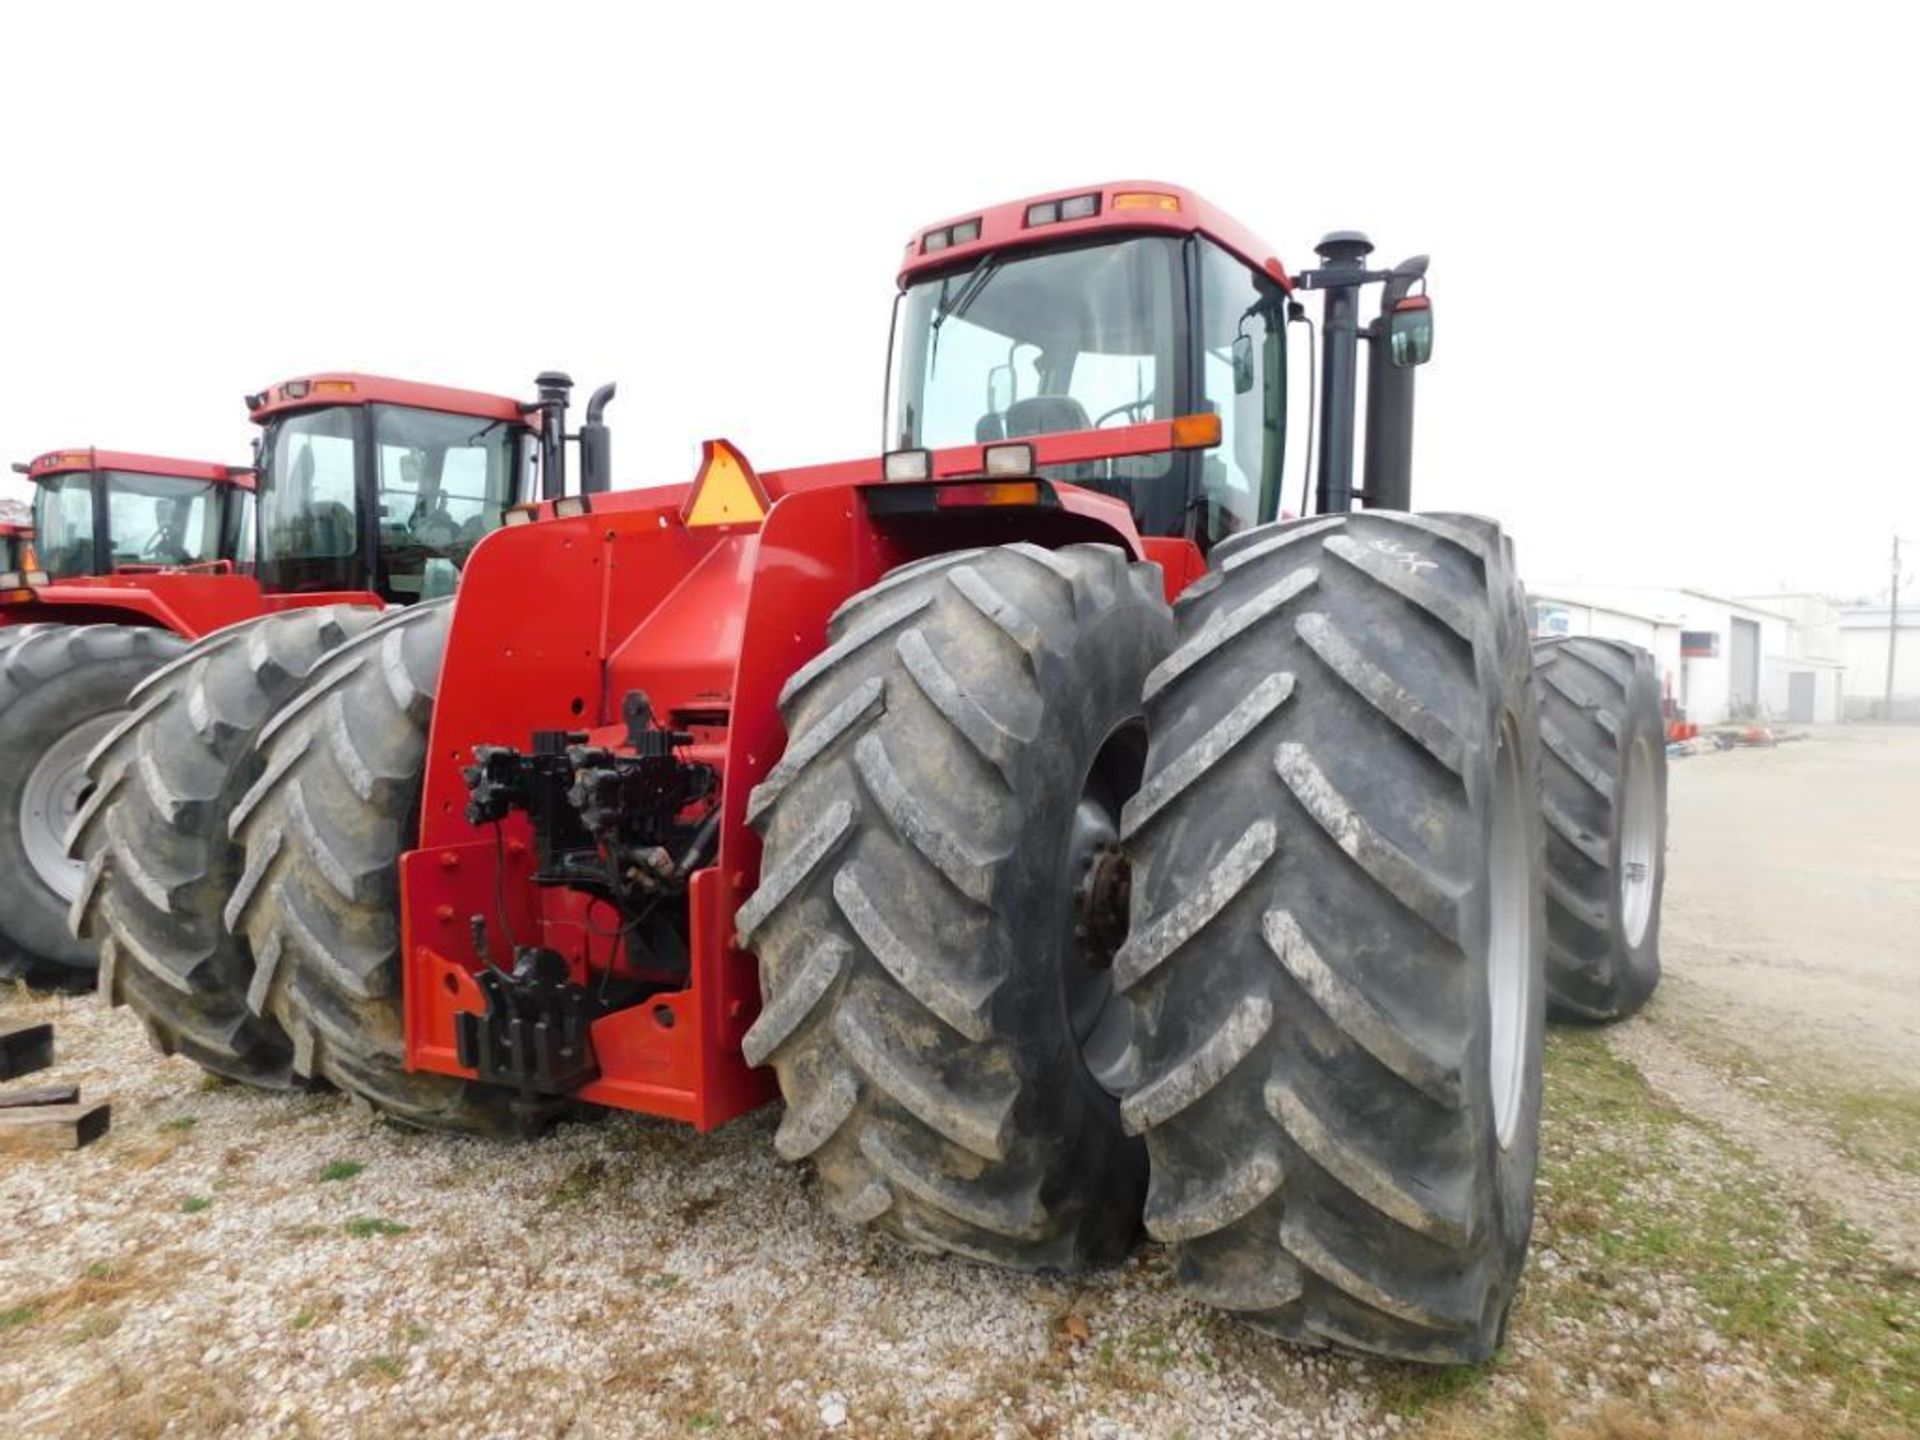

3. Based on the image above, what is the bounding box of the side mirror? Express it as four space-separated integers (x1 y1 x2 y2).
1387 296 1434 368
1231 333 1256 394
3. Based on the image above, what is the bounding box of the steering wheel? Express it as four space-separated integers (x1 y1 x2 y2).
1094 398 1154 428
141 532 188 566
407 501 460 553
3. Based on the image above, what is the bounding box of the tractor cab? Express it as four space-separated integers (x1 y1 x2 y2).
887 183 1433 551
11 449 253 583
887 185 1294 552
246 374 544 603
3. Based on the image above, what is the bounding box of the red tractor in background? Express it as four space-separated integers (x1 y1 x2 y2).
78 181 1668 1365
0 518 34 611
7 447 258 630
2 374 608 987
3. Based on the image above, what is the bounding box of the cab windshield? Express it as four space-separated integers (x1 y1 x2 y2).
104 471 223 568
30 473 97 578
258 404 519 597
1 531 20 572
888 236 1187 533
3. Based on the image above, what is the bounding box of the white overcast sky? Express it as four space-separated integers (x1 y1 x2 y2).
2 2 1912 599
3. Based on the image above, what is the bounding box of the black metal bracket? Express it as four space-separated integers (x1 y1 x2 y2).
453 947 602 1100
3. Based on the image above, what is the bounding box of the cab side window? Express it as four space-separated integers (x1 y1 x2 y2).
1197 241 1287 549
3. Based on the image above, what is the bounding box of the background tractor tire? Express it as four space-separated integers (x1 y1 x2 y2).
741 543 1172 1271
1118 511 1545 1365
70 606 382 1082
225 600 519 1135
1532 637 1667 1022
0 624 186 988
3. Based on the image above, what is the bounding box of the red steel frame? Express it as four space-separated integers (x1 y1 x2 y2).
400 429 1210 1130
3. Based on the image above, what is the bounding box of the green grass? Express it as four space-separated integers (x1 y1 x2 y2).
1541 1031 1920 1428
179 1196 212 1214
159 1116 197 1133
0 1305 39 1330
319 1159 365 1183
342 1216 408 1239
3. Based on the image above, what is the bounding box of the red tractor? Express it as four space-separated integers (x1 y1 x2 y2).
81 183 1666 1364
0 518 34 611
4 375 603 987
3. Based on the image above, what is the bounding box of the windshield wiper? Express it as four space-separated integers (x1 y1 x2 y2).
928 256 1003 374
931 256 1002 332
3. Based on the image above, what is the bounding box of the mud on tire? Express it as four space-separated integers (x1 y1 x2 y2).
740 543 1172 1271
69 606 381 1082
1532 636 1667 1022
1118 511 1545 1364
0 624 186 988
224 600 519 1134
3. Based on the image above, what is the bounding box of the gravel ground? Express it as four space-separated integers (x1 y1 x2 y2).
3 729 1917 1438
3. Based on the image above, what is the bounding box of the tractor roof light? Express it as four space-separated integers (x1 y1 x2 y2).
1025 193 1101 228
883 449 931 483
983 442 1034 478
0 572 18 590
502 502 539 527
553 495 592 520
24 570 48 588
922 217 983 255
1111 191 1181 213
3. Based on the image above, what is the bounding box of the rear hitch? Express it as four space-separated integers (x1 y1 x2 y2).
453 942 605 1101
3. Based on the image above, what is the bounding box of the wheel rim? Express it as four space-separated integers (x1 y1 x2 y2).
19 713 118 903
1618 734 1659 948
1064 722 1146 1098
1486 714 1534 1150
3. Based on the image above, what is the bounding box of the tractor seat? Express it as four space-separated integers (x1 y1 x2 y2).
1003 395 1091 438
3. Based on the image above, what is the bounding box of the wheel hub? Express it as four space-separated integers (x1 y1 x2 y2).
1059 723 1148 1100
1075 839 1132 971
1618 734 1660 948
20 713 119 903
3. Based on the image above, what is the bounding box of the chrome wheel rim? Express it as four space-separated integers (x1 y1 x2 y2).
1618 734 1659 947
1486 715 1534 1150
19 714 117 903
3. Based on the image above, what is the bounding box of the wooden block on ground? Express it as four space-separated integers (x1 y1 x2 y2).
0 1083 80 1110
0 1100 111 1154
0 1023 54 1080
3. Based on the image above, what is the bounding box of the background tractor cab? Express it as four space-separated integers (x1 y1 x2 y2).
245 373 568 604
885 182 1433 555
9 449 254 586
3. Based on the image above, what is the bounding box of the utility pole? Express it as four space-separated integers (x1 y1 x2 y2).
1888 534 1902 721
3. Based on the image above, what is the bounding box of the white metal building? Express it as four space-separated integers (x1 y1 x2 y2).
1528 584 1842 725
1837 605 1920 720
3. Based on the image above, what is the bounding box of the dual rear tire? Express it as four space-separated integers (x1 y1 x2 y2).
748 519 1547 1363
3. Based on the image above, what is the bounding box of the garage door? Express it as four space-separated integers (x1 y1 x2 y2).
1730 617 1760 717
1788 670 1816 723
